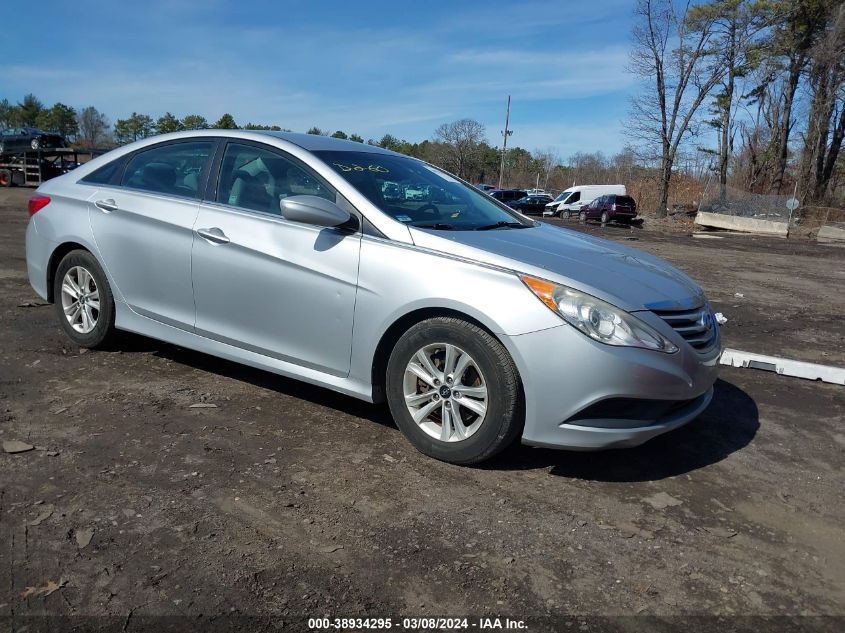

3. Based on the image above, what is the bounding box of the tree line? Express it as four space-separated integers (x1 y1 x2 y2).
0 96 294 147
0 95 567 191
628 0 845 215
2 0 843 213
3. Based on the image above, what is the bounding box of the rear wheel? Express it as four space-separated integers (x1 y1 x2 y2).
0 170 11 188
53 250 118 349
386 317 523 465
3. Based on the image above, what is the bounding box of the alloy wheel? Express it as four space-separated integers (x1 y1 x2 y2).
403 343 488 442
61 266 100 334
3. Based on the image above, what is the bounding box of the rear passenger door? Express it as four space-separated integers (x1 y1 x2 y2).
191 140 361 377
87 139 215 329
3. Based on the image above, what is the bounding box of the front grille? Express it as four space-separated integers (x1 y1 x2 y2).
651 305 718 352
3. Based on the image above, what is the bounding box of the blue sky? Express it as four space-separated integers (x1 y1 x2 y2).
4 0 638 157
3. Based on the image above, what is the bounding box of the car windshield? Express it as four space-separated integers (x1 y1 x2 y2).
554 191 571 202
315 150 534 230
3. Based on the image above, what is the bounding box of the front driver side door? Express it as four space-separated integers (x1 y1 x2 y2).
191 140 361 377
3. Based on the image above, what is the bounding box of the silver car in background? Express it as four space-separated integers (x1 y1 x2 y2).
25 131 719 464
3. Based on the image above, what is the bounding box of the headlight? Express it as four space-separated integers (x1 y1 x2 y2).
520 275 678 353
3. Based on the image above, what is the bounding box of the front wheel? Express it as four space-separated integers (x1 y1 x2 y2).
579 211 587 222
601 211 609 224
386 317 523 465
53 250 119 348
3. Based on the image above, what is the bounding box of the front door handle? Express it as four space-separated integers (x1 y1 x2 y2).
196 227 230 245
94 198 118 213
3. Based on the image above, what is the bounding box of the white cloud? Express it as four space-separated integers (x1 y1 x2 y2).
3 1 638 155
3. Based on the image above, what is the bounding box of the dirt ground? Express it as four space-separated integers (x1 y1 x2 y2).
0 187 843 632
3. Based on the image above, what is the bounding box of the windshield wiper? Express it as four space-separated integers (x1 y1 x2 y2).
414 223 454 230
474 221 530 231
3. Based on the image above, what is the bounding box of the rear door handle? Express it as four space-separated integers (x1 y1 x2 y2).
94 198 118 213
196 227 230 245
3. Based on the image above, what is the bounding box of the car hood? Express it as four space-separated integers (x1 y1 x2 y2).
409 223 705 312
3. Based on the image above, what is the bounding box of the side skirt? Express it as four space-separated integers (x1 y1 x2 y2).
114 301 375 402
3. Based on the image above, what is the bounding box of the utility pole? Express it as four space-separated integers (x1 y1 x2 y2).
497 95 512 190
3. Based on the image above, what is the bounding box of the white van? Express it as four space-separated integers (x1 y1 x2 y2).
544 184 626 217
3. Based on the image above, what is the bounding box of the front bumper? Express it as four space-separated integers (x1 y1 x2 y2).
500 323 719 450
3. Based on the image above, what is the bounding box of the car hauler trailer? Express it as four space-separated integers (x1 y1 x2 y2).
0 148 105 187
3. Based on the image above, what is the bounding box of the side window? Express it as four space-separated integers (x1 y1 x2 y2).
80 158 123 185
121 141 213 198
216 142 334 215
566 191 581 204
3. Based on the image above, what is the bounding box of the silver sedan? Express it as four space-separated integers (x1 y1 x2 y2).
25 131 719 464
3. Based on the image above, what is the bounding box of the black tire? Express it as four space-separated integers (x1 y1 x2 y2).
53 250 119 349
579 210 587 222
601 211 609 224
0 169 11 188
386 317 523 465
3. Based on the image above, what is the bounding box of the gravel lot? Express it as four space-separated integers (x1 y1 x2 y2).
1 187 843 632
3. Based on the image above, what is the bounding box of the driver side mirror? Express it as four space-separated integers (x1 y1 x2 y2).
280 195 352 228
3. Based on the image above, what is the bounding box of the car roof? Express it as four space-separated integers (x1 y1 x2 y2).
110 129 400 157
254 131 395 155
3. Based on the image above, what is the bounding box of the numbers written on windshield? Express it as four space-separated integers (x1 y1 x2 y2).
332 163 389 173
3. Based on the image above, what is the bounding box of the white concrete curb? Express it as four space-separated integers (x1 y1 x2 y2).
720 348 845 385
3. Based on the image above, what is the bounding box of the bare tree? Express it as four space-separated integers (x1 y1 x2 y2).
532 148 560 190
746 0 832 193
569 151 609 185
627 0 726 216
77 106 111 148
797 1 845 202
433 119 486 179
690 0 770 200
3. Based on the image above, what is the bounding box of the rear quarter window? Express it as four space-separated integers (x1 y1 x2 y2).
79 158 123 185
